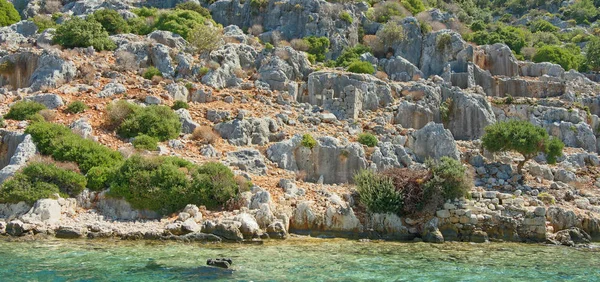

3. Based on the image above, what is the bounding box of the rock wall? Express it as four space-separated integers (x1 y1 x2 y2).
0 130 36 184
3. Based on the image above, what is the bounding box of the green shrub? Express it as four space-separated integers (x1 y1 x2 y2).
0 162 87 204
301 134 317 149
482 120 564 173
358 133 378 147
376 21 404 47
132 134 159 151
424 157 469 201
154 10 208 40
175 2 211 18
0 116 4 127
370 1 403 23
117 105 182 141
53 17 116 51
470 20 486 32
528 19 558 33
339 11 353 24
25 122 124 173
88 9 129 35
585 36 600 71
199 66 210 76
0 0 20 27
133 7 158 18
85 166 117 191
466 25 527 54
143 66 162 79
65 100 87 114
436 33 452 51
401 0 425 15
4 101 46 120
336 44 371 67
440 98 453 123
172 100 189 110
303 36 330 62
533 45 580 71
31 15 57 32
188 23 223 54
347 61 374 74
106 100 141 129
250 0 268 9
538 192 556 205
264 42 274 51
189 162 238 208
127 16 154 35
562 0 597 24
419 20 432 35
354 170 403 215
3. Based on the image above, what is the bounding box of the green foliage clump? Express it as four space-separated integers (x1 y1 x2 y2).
303 36 330 63
31 15 57 32
376 21 404 47
562 0 598 24
439 98 452 123
172 100 189 110
347 61 375 74
88 8 129 35
116 104 182 141
0 162 87 204
369 1 403 23
470 20 486 32
401 0 425 15
528 19 558 33
0 0 20 27
466 25 527 54
533 45 581 71
188 23 223 54
126 16 154 35
301 134 317 149
175 2 211 18
65 100 87 114
358 133 378 147
132 134 159 151
154 10 208 40
354 170 403 215
25 122 124 173
108 156 238 213
424 157 469 201
143 66 162 79
4 101 46 121
339 11 353 24
53 17 116 51
482 120 564 173
336 44 371 67
585 36 600 71
133 7 158 18
85 166 117 191
436 33 452 51
538 192 556 205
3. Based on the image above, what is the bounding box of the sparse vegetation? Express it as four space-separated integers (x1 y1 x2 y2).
172 100 189 110
143 67 162 80
301 134 317 149
347 61 375 74
189 24 223 54
65 101 87 114
357 133 378 147
4 101 47 121
354 170 403 215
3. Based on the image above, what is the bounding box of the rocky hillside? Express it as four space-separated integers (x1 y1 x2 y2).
0 0 599 246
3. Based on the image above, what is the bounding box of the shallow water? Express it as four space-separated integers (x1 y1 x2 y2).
0 238 599 281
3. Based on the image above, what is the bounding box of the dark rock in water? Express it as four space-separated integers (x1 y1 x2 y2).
55 226 85 239
551 227 592 247
6 220 24 236
207 258 233 269
180 232 222 243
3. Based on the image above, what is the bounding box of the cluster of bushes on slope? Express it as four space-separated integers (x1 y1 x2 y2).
1 121 241 214
106 100 181 141
355 120 565 216
355 157 469 217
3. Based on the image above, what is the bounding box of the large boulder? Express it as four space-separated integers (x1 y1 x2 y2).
379 56 423 82
257 46 313 91
441 86 496 140
473 43 519 77
215 117 278 146
202 43 258 89
267 135 368 184
147 30 188 50
407 122 460 162
24 93 64 109
21 199 61 224
394 82 441 129
0 130 36 184
226 149 268 176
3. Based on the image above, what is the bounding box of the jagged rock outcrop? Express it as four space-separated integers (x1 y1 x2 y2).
0 50 76 91
378 56 423 82
394 82 441 129
257 46 313 91
147 30 188 50
441 86 496 140
0 130 36 184
202 43 258 89
226 149 268 176
215 117 279 146
267 135 367 184
407 122 460 162
370 142 412 171
23 93 64 109
290 197 362 235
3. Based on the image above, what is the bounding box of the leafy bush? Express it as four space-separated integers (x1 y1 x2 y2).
108 156 238 213
562 0 597 24
533 45 581 71
401 0 425 15
466 25 527 54
436 33 452 51
0 0 20 27
301 134 317 149
0 162 87 204
88 8 129 35
303 36 330 62
370 1 403 23
54 17 116 51
116 105 182 141
585 36 600 71
4 101 46 120
172 100 189 110
133 134 159 151
470 20 486 32
376 21 404 47
354 170 403 215
424 157 469 201
188 23 223 54
154 10 208 40
106 100 141 129
31 15 57 32
143 66 162 79
127 16 154 35
85 166 117 191
336 44 371 67
65 100 87 114
358 133 378 147
339 11 353 24
133 7 158 17
175 2 211 18
528 19 558 33
347 61 374 74
537 192 556 205
25 122 124 173
482 120 564 173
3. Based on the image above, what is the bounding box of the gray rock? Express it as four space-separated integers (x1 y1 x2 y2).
21 199 61 224
55 226 86 239
70 118 93 139
266 221 287 239
147 30 188 50
206 110 231 123
226 149 267 175
36 28 55 46
215 117 277 146
408 122 460 162
233 213 260 238
200 144 221 158
151 43 175 77
175 109 199 134
6 220 25 236
371 142 412 170
554 169 576 183
0 131 37 184
29 50 77 92
223 25 248 44
202 44 258 89
441 86 496 140
165 83 189 101
97 83 126 98
379 56 423 82
211 222 244 242
250 189 271 210
144 95 162 105
257 46 313 91
23 93 63 109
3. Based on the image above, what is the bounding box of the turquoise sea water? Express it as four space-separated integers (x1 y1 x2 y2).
0 238 599 282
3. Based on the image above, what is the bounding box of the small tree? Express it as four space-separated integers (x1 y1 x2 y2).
585 36 600 71
88 9 129 35
189 24 223 54
482 120 564 174
376 21 404 47
54 17 116 51
0 0 20 27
